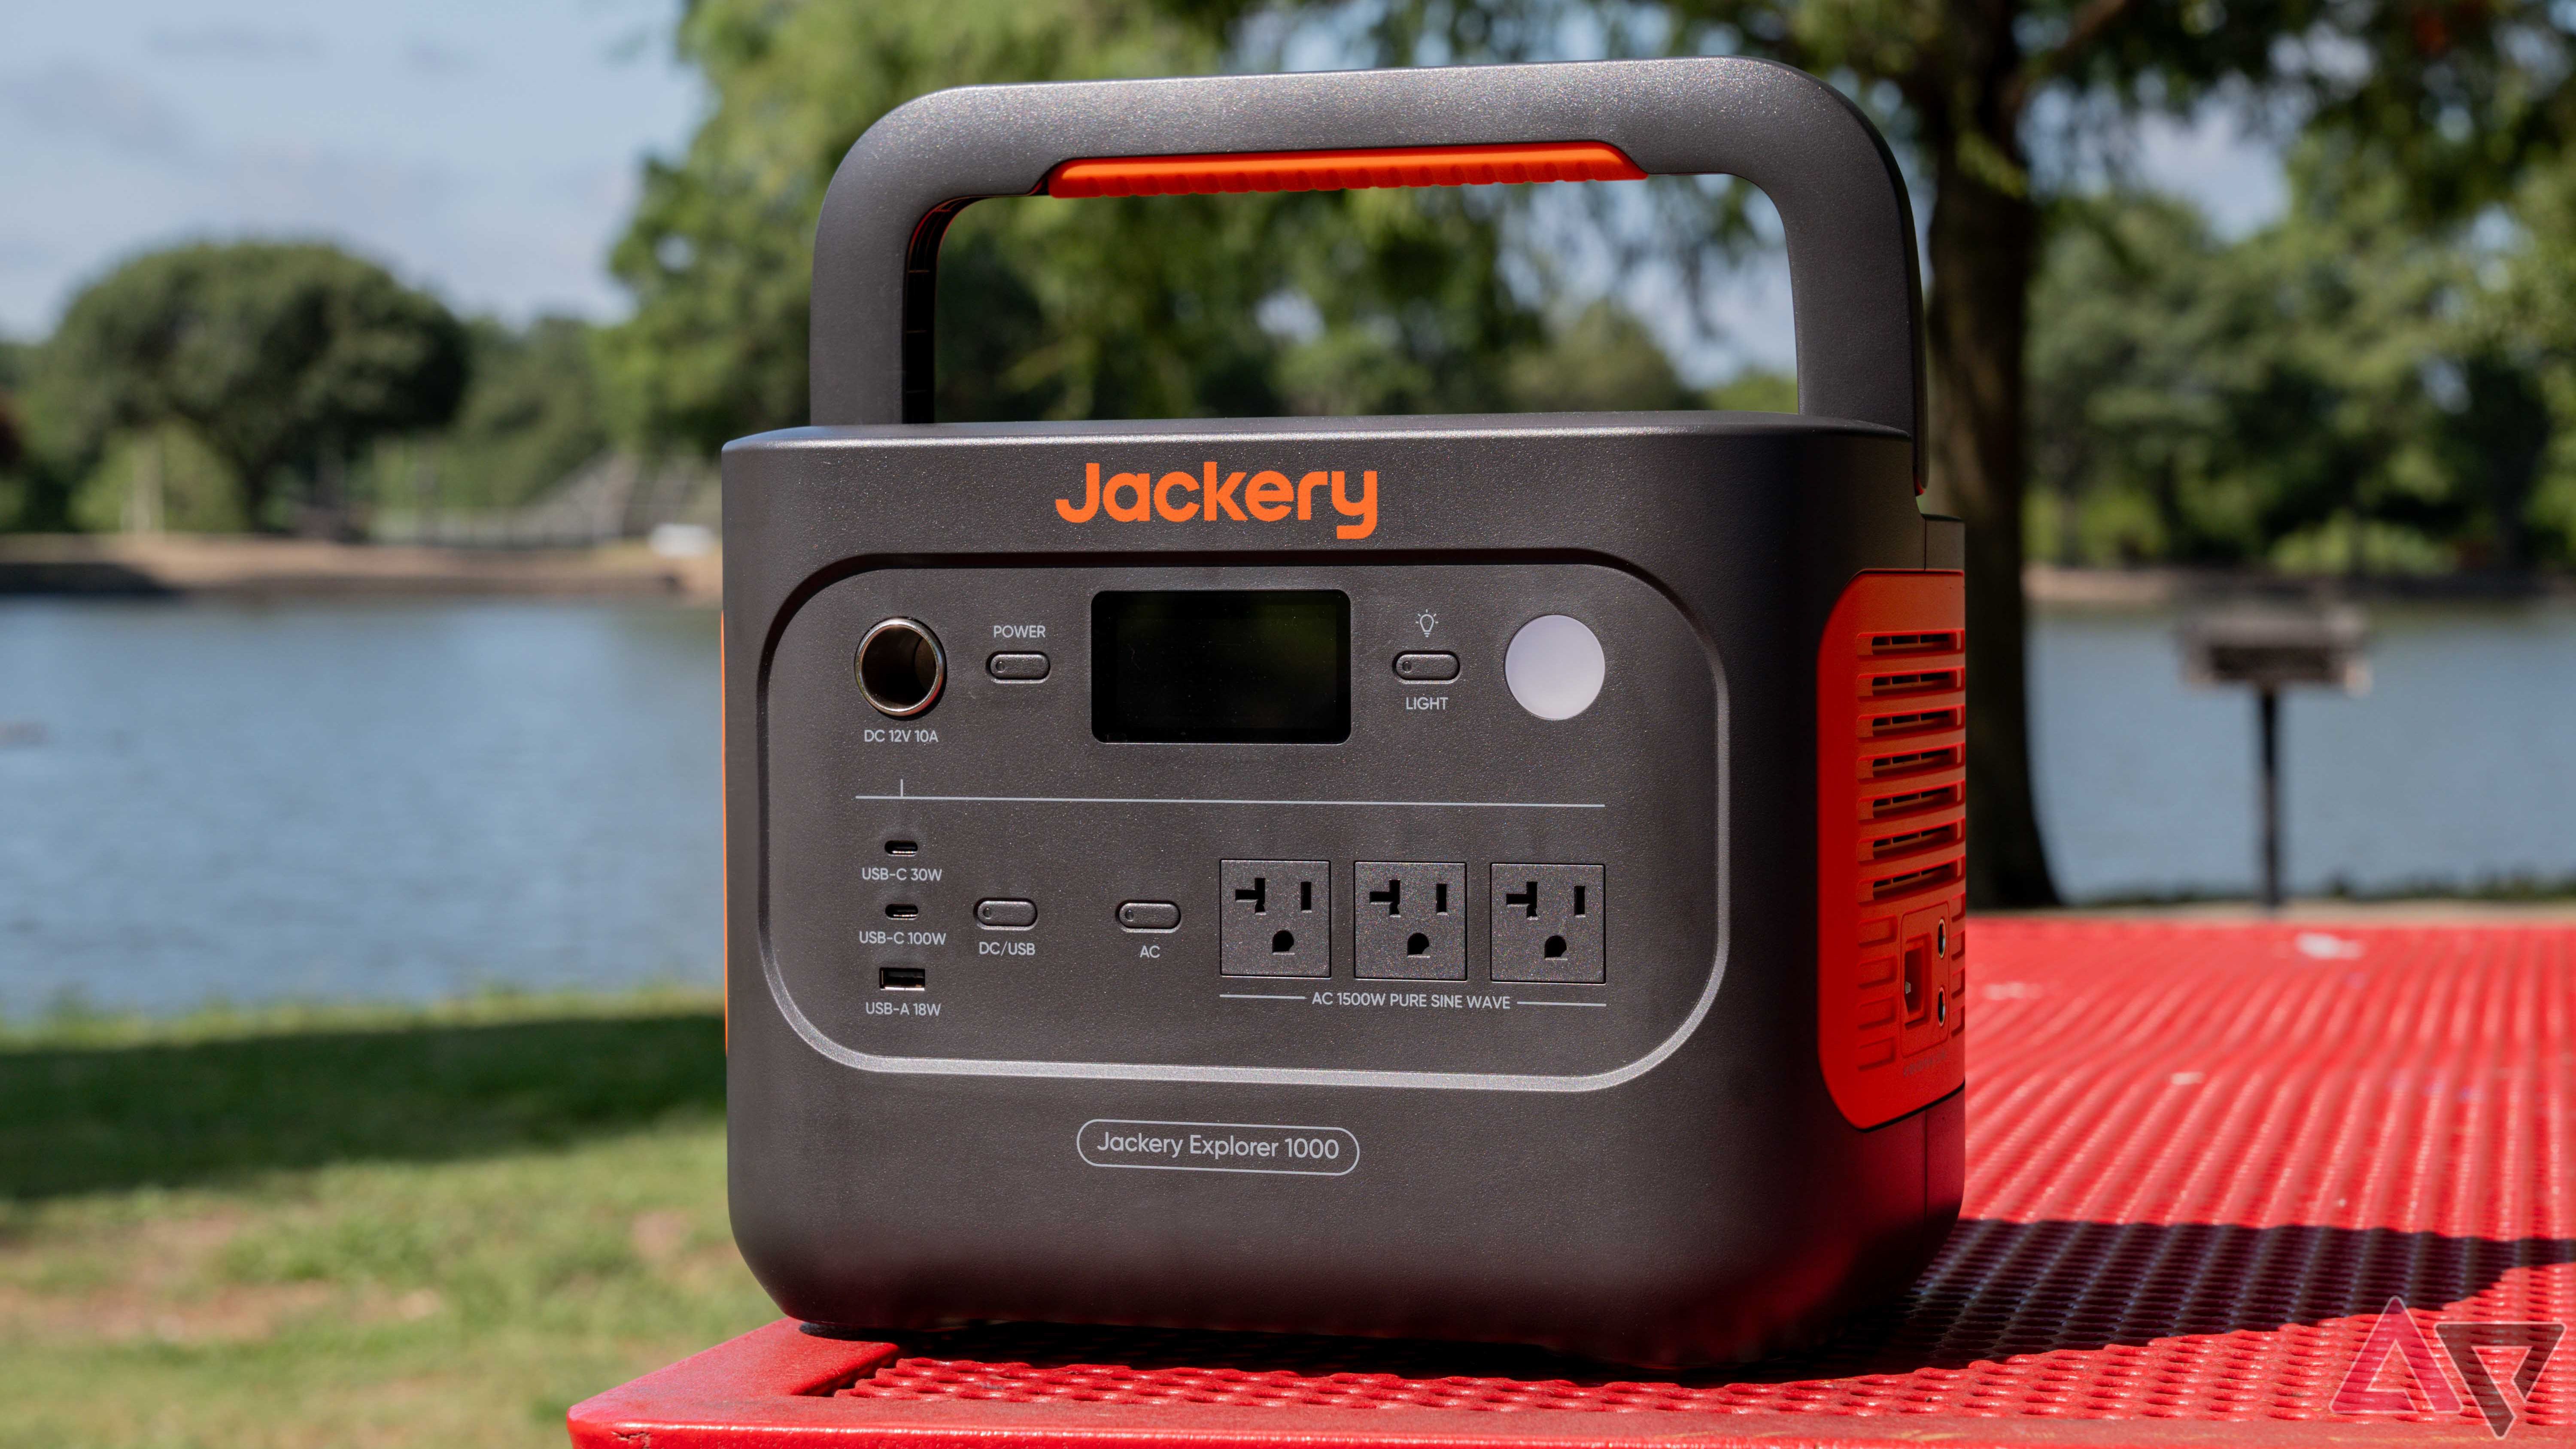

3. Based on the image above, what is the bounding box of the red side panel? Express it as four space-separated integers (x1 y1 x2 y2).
1817 571 1968 1129
720 615 729 1056
1045 142 1644 198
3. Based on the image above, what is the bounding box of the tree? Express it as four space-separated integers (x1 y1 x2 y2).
1337 0 2576 903
391 316 611 513
2027 147 2571 574
0 338 46 530
2479 155 2576 566
599 0 1693 455
1506 301 1701 412
35 242 468 531
0 339 24 474
601 0 1308 449
2028 172 2453 568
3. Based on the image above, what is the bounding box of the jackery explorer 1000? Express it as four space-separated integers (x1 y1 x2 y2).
720 56 1968 1367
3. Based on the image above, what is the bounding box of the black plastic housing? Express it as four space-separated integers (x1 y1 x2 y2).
723 413 1964 1366
725 55 1963 1367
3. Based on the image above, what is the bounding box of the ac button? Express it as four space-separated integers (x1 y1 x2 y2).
1117 901 1181 931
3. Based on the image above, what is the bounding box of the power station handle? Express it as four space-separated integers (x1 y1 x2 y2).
809 58 1923 482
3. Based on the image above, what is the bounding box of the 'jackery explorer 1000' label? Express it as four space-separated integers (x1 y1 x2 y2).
1077 1118 1359 1176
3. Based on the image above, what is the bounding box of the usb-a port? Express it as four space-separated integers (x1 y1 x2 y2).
879 966 926 990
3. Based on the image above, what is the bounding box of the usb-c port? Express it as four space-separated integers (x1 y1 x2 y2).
884 839 918 856
884 903 920 920
879 967 926 990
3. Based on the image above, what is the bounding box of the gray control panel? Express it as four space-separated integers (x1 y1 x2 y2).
758 562 1720 1080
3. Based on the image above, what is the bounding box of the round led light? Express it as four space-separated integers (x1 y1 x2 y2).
1504 614 1605 721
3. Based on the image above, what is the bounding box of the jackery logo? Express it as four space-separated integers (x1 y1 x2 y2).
1055 462 1377 540
2331 1297 2565 1437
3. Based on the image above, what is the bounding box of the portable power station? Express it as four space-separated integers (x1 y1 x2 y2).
722 56 1967 1367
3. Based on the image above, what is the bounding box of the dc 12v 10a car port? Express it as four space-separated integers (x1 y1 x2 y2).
721 57 1966 1368
854 618 944 717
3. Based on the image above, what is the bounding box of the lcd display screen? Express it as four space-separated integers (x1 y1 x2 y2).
1092 591 1350 743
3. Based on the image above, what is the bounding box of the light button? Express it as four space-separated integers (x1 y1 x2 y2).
1117 901 1181 931
976 899 1037 928
1504 615 1605 720
1392 651 1459 682
987 651 1051 681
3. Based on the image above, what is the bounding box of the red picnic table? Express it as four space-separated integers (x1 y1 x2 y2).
571 917 2576 1447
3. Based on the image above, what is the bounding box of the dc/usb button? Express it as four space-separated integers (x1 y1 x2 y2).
976 899 1037 928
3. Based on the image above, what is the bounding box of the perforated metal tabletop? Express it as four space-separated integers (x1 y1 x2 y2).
571 919 2576 1446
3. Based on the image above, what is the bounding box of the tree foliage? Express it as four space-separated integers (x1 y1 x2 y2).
2030 143 2576 572
34 243 468 530
0 341 26 474
599 0 1692 453
383 317 612 513
0 338 59 530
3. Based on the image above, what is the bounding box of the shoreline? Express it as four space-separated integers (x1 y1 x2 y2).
2027 561 2576 608
5 536 2570 611
0 534 721 603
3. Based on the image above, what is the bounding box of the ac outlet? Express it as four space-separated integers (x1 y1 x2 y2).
1490 863 1606 983
1219 859 1331 978
1352 861 1467 980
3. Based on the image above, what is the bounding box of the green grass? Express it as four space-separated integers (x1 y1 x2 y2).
0 993 778 1449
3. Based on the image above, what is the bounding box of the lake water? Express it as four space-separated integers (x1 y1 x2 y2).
2 596 2570 1015
2029 600 2576 902
1 600 721 1017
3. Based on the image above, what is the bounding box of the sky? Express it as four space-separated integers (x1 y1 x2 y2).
0 0 702 338
1 2 2289 377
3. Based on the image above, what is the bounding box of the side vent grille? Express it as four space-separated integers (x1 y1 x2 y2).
1868 668 1962 698
1870 746 1960 780
1871 860 1961 899
1869 630 1962 655
1818 571 1968 1130
1870 825 1960 862
1868 708 1961 738
1871 784 1961 820
1854 638 1966 903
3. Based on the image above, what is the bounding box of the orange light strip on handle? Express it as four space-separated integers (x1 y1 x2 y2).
1045 141 1645 198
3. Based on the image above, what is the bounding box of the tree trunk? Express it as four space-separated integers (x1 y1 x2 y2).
1924 143 2060 908
239 458 286 535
